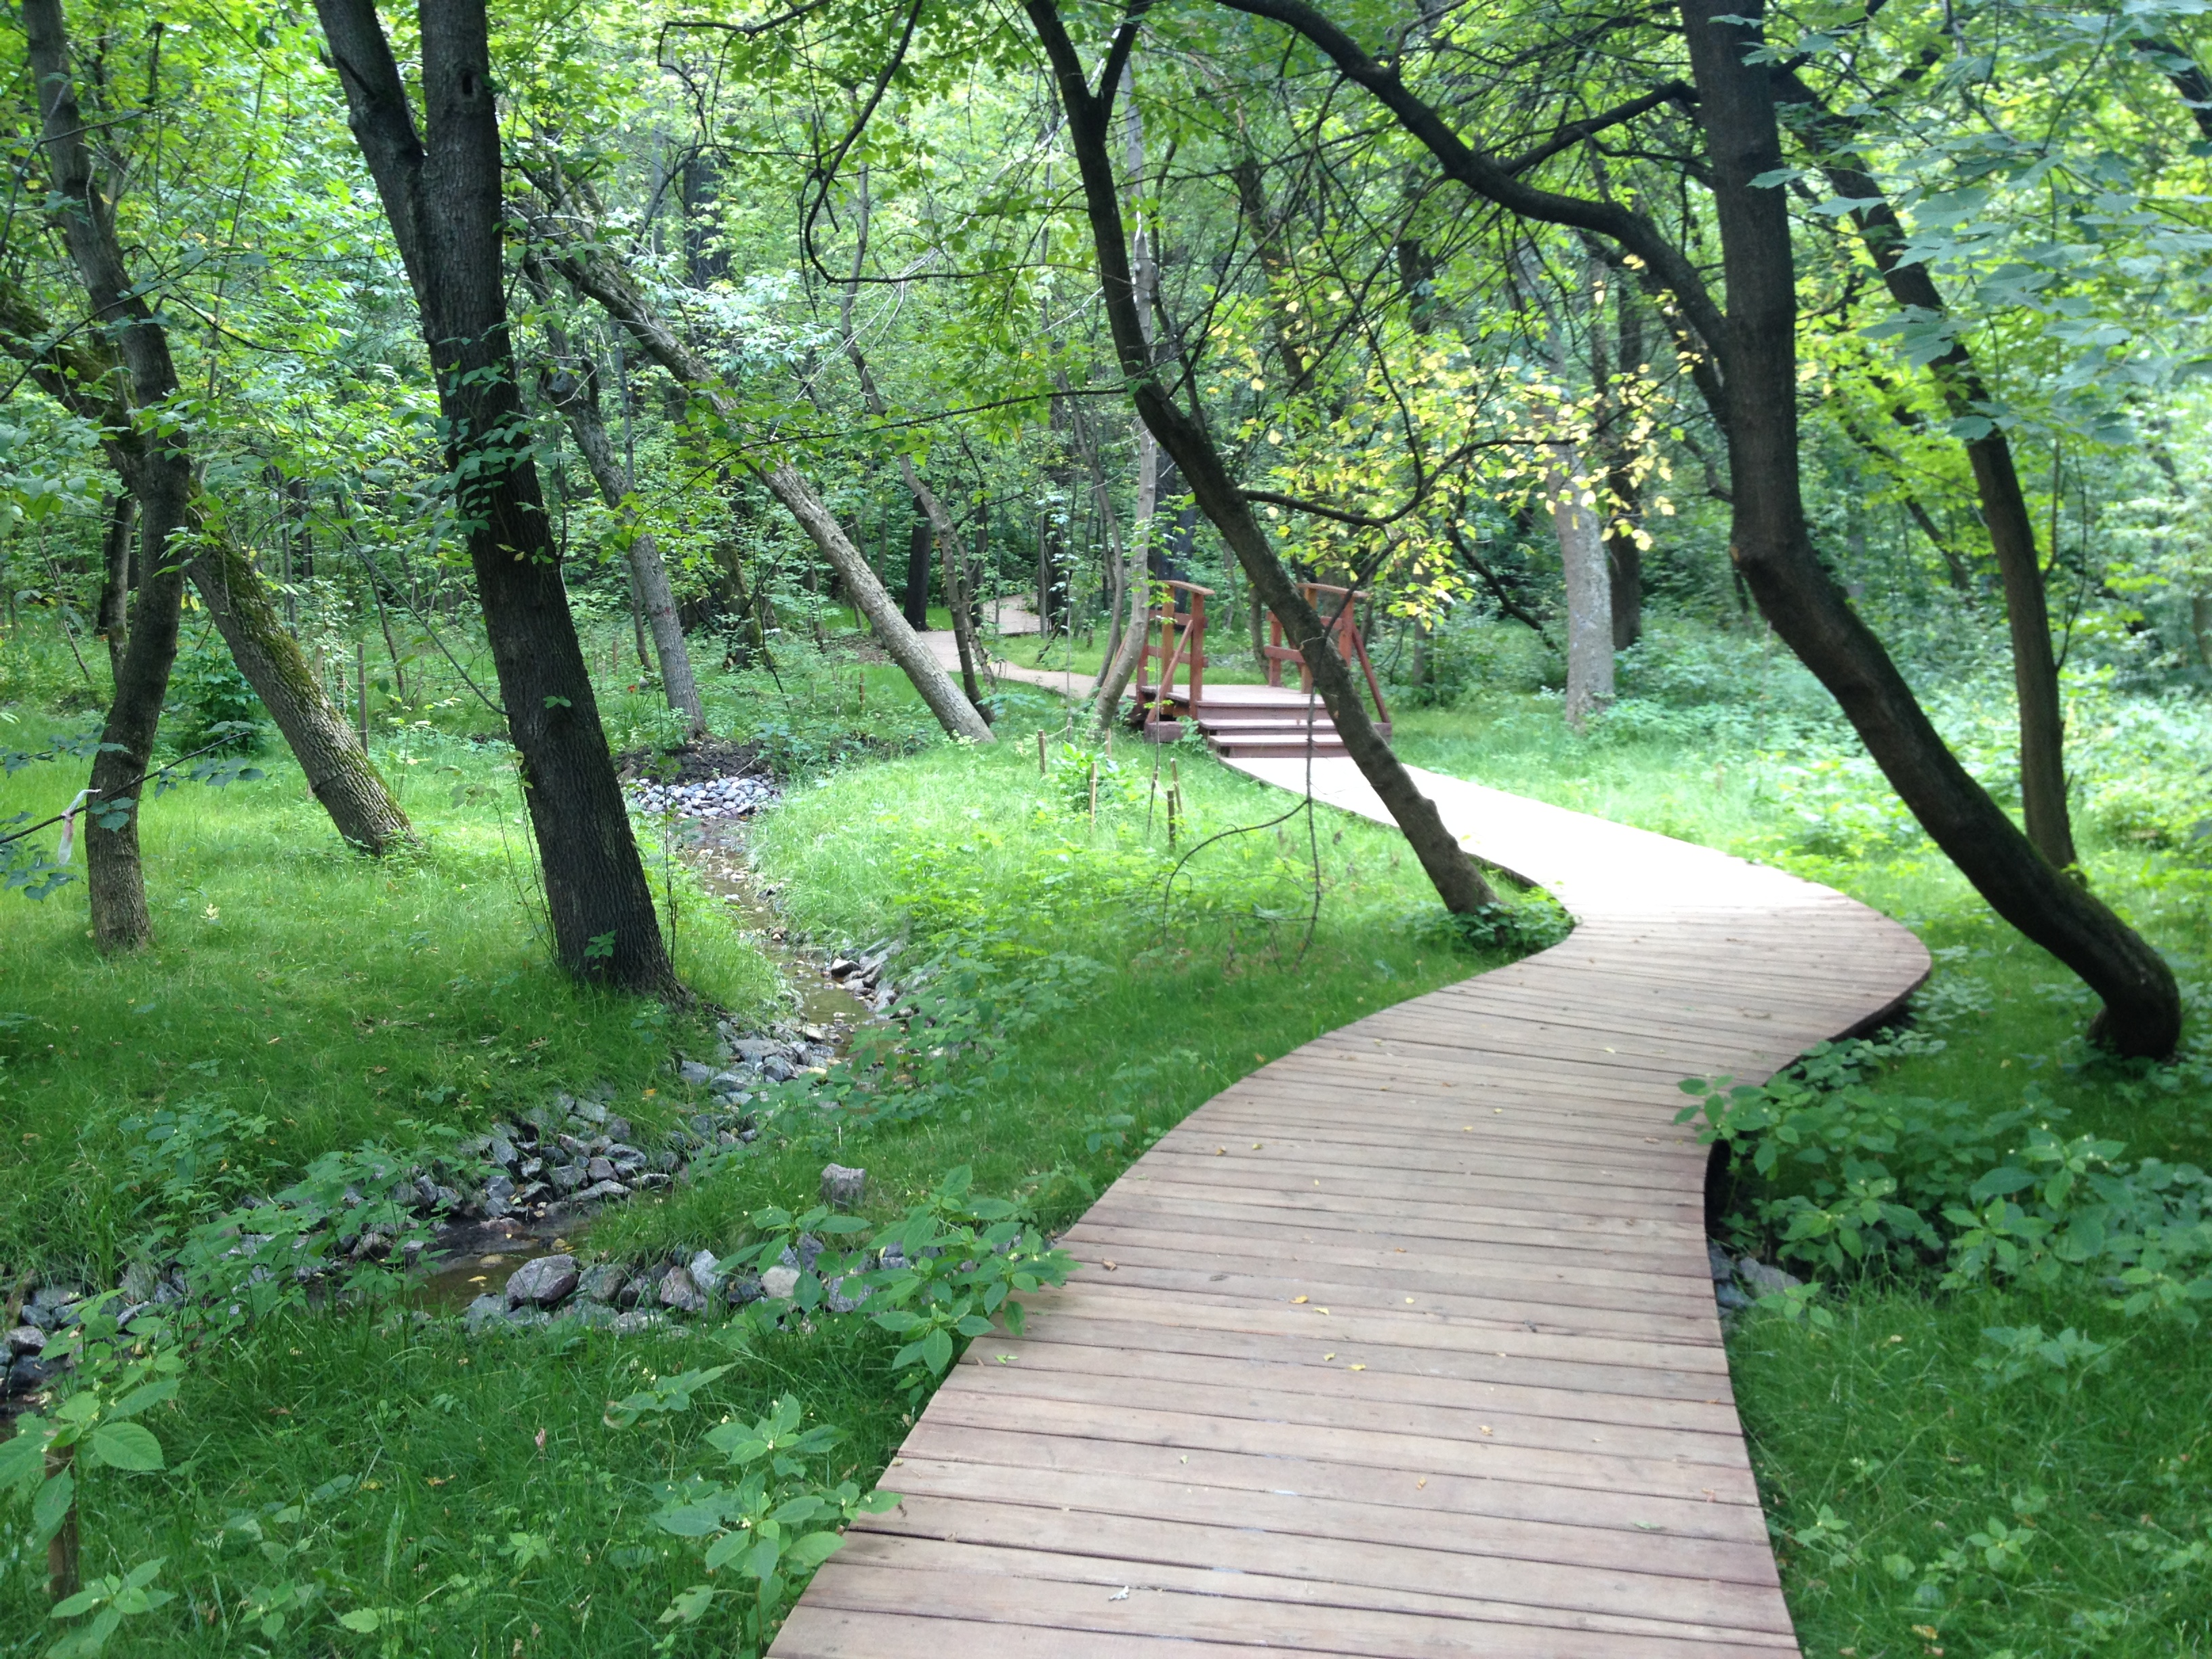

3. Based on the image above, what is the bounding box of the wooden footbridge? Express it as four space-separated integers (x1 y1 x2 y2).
771 750 1929 1656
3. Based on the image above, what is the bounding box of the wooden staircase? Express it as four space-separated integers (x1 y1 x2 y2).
1132 579 1389 762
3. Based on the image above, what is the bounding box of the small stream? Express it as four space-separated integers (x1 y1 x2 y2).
412 816 876 1310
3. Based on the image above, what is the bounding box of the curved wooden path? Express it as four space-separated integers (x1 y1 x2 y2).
772 755 1929 1658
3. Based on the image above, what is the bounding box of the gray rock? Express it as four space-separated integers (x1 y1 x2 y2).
637 1173 672 1191
1715 1282 1755 1312
464 1293 512 1334
1736 1257 1803 1297
556 1299 619 1331
762 1057 796 1083
119 1261 159 1304
550 1164 586 1194
606 1118 632 1144
7 1355 62 1394
688 1250 724 1296
504 1254 579 1309
30 1285 81 1311
1708 1241 1734 1282
610 1310 666 1336
485 1173 516 1214
821 1163 867 1210
489 1135 518 1169
723 1273 764 1307
823 1275 868 1314
586 1156 617 1183
5 1326 45 1357
678 1059 716 1086
577 1264 630 1303
569 1099 609 1126
657 1265 708 1315
760 1264 800 1300
575 1180 630 1204
729 1038 781 1062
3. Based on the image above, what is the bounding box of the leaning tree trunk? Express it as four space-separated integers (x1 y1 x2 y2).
186 511 415 852
1028 3 1498 914
1681 0 2177 1057
26 0 197 951
764 463 994 741
317 0 673 993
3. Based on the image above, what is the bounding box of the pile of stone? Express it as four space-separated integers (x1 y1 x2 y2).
825 944 899 1013
3 1261 190 1400
464 1164 874 1338
626 772 778 821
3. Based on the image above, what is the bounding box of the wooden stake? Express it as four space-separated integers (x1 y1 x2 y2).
1088 760 1098 826
1038 730 1048 775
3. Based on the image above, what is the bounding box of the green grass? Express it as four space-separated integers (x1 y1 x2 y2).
0 726 779 1281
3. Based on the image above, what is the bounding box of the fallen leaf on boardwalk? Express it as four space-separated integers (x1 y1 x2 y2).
1290 1295 1308 1304
1634 1521 1662 1531
1108 1586 1130 1602
1416 1477 1427 1488
1101 1260 1117 1270
1479 1426 1493 1435
1324 1353 1336 1361
1349 1364 1366 1371
1215 1147 1227 1156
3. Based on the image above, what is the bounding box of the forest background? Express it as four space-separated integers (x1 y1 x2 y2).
0 0 2210 1654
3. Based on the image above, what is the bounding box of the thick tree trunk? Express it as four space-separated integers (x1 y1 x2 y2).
527 295 705 735
1681 0 2176 1056
1774 66 2076 869
1028 2 1498 914
26 0 197 951
317 0 673 993
1598 281 1645 649
186 511 415 853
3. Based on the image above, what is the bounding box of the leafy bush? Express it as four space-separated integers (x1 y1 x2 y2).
165 644 265 756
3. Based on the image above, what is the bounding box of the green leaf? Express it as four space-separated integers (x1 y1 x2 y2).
702 1530 750 1573
106 1381 178 1421
920 1326 954 1374
33 1469 75 1541
0 1423 47 1495
88 1422 164 1473
787 1529 845 1570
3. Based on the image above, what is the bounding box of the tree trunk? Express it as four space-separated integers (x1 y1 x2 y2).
95 492 133 680
1774 66 2076 869
902 500 933 628
1599 280 1645 649
2194 593 2212 670
1680 0 2176 1056
1545 439 1614 731
1028 3 1498 914
27 0 195 951
316 0 673 993
527 289 705 736
764 463 995 741
187 510 415 853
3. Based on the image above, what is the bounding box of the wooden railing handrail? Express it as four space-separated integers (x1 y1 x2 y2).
1263 581 1390 731
1138 579 1213 731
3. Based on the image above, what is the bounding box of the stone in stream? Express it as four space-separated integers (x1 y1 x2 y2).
464 1294 512 1334
504 1254 578 1309
657 1265 709 1315
484 1174 516 1216
820 1164 867 1210
577 1264 630 1305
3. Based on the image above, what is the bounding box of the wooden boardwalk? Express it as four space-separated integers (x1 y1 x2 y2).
772 756 1929 1657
